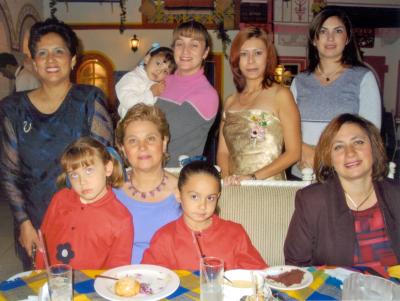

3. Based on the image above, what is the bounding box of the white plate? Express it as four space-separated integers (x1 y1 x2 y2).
94 264 180 301
223 269 271 301
38 283 50 301
264 265 313 291
7 271 34 281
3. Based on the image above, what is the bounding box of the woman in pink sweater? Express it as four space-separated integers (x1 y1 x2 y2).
156 20 219 166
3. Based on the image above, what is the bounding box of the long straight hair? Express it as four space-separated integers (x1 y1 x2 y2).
307 6 366 72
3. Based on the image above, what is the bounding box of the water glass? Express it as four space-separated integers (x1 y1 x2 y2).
200 256 224 301
47 264 73 301
342 272 400 300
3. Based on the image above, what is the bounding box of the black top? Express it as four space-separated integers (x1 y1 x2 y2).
0 84 113 228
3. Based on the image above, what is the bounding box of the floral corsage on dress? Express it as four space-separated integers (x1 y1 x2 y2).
249 112 269 146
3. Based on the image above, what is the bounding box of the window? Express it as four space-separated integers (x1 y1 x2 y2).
75 53 116 111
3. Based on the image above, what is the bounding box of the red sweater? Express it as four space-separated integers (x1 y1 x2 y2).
142 215 267 270
36 188 133 269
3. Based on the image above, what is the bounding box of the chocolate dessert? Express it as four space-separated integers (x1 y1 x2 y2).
266 269 305 286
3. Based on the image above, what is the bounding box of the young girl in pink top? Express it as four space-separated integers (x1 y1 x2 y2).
36 137 133 269
156 21 219 166
142 161 266 270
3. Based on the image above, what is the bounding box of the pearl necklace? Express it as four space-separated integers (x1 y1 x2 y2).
128 172 167 199
316 64 343 82
344 187 374 211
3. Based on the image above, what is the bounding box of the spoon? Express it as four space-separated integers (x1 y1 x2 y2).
224 275 234 284
95 274 119 281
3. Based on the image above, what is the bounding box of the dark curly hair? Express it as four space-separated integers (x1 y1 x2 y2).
29 18 79 58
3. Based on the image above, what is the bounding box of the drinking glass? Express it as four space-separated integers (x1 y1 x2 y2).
200 256 224 301
47 264 73 301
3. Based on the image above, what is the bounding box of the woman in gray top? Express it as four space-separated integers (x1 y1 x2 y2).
290 6 381 177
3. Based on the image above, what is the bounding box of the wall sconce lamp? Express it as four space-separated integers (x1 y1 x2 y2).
274 64 285 84
130 34 139 52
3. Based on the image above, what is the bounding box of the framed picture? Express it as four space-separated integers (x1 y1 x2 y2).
238 0 273 33
277 56 307 86
57 0 119 2
141 0 237 29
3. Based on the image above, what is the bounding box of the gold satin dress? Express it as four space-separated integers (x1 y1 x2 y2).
223 109 285 180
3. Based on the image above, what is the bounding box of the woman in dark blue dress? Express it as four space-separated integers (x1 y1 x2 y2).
0 18 113 269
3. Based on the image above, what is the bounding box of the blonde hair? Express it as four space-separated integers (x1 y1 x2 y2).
115 103 170 164
57 137 124 188
172 20 211 52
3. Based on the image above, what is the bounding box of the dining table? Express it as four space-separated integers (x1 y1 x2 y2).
0 266 399 301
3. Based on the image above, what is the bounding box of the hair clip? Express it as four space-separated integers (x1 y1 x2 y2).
106 146 127 181
179 155 207 167
149 42 161 54
66 176 71 188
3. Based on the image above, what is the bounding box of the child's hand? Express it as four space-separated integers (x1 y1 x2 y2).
150 81 166 97
18 220 40 257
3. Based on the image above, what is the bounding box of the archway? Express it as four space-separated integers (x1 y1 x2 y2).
0 2 13 98
75 52 116 112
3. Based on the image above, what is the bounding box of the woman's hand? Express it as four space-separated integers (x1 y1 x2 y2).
223 174 254 186
18 220 39 257
299 143 315 170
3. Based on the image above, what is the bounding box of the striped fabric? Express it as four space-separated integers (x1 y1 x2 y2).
218 184 306 266
353 205 398 268
1 267 399 300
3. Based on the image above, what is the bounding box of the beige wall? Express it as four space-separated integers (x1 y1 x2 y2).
41 0 399 111
0 0 41 99
42 0 236 101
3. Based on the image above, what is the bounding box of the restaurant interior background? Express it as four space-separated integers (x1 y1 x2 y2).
0 0 399 280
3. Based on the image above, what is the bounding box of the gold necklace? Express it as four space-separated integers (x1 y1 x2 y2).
344 187 374 211
316 64 343 82
238 88 263 106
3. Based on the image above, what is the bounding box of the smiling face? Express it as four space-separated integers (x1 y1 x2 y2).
314 16 348 61
121 120 167 172
239 37 267 82
331 123 373 182
173 35 209 76
33 32 75 85
177 173 220 231
144 53 172 82
67 156 113 204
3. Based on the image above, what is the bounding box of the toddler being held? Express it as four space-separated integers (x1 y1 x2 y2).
116 43 176 118
36 137 133 269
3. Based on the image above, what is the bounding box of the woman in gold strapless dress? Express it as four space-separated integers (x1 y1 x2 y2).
217 27 301 185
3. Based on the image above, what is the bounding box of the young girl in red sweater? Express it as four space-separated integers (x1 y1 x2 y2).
36 137 133 269
142 161 266 270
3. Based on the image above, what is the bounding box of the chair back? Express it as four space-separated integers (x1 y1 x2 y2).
218 182 307 266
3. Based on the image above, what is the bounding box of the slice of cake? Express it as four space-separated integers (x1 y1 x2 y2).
266 269 305 287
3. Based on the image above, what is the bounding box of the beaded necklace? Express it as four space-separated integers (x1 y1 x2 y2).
128 172 167 199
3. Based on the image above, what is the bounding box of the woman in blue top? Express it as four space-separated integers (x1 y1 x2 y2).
114 103 181 263
0 18 113 269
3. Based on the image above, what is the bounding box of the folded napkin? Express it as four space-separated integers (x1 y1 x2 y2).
20 296 38 301
323 267 356 283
